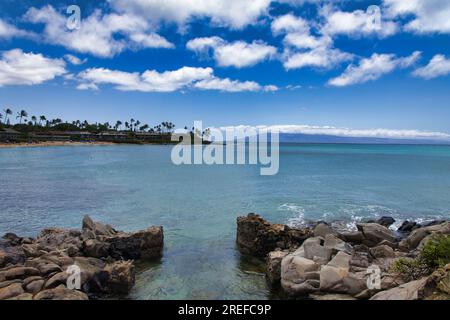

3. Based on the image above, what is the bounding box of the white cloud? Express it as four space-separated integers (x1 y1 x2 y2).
271 14 309 35
108 0 271 30
77 66 276 93
383 0 450 33
128 33 174 49
194 78 277 92
24 5 174 58
413 55 450 79
64 54 86 65
219 124 450 141
0 18 32 39
321 8 398 37
187 37 276 68
0 49 66 87
271 14 352 70
283 44 353 70
328 51 421 87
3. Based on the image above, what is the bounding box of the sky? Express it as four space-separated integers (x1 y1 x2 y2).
0 0 450 140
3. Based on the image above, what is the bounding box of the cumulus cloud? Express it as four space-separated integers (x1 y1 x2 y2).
187 37 276 68
383 0 450 33
24 5 174 58
328 51 421 87
0 49 66 87
283 46 352 70
272 13 352 70
0 18 33 39
108 0 271 30
218 124 450 141
413 55 450 79
271 13 309 35
321 7 398 37
77 66 276 93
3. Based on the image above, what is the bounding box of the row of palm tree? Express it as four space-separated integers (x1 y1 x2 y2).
1 108 179 134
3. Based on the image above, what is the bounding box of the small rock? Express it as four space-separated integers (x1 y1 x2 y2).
370 245 395 259
4 266 40 280
8 293 33 300
25 279 45 294
376 217 396 228
397 221 421 234
313 223 336 238
44 272 68 289
0 283 24 300
34 285 88 300
339 231 364 244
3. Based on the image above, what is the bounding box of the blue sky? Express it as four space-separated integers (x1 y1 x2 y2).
1 0 450 140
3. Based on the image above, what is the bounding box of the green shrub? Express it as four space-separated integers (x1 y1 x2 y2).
392 234 450 281
391 258 430 282
421 234 450 268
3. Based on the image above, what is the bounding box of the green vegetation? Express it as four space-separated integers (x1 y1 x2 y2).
421 234 450 268
392 234 450 281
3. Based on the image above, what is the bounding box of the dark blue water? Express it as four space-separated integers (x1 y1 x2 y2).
1 143 450 299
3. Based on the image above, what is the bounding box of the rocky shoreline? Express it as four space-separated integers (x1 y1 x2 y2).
237 213 450 300
0 216 163 300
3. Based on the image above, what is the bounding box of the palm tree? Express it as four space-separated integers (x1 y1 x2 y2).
124 121 129 131
0 113 3 124
130 119 135 132
31 116 37 126
4 108 12 125
16 110 28 124
115 121 122 131
39 115 47 126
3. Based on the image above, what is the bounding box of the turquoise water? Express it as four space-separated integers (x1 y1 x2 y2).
1 143 450 299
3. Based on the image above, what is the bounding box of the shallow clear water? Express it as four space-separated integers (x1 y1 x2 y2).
1 143 450 299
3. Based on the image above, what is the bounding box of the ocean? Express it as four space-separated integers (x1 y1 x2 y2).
1 143 450 299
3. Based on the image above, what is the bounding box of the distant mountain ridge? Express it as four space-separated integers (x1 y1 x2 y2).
279 133 450 145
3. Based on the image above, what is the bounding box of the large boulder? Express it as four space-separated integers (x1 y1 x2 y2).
423 263 450 300
370 277 430 300
106 226 164 260
35 228 83 256
319 252 352 293
236 214 312 257
0 283 24 300
313 223 337 238
82 215 118 237
375 217 396 228
397 221 421 234
266 250 289 287
370 245 395 259
103 260 135 294
399 222 450 251
0 237 26 267
281 254 320 295
356 223 396 247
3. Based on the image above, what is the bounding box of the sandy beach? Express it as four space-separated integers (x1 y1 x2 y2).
0 141 116 148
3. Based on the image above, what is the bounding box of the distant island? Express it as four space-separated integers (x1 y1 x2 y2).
0 108 210 146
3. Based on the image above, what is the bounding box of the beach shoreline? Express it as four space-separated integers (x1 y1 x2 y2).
0 141 117 148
